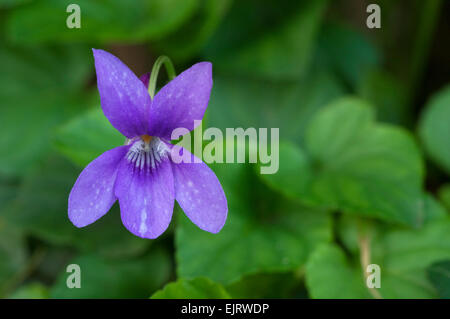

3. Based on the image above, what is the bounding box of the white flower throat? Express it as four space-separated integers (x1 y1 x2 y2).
126 136 169 171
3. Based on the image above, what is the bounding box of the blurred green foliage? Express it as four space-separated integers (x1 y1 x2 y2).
419 85 450 175
0 0 449 299
151 277 231 299
427 260 450 299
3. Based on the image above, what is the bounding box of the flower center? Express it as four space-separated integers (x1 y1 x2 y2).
126 136 169 171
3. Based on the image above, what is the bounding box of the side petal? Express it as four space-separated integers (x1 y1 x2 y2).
148 62 212 139
114 158 175 239
68 145 129 227
93 49 151 138
170 147 227 233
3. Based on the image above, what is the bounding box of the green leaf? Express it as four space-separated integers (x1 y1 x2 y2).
151 277 230 299
0 222 26 291
51 249 171 298
0 94 86 177
259 142 312 201
0 0 29 9
307 217 450 298
3 155 149 258
0 176 19 209
208 71 345 145
0 44 91 177
6 0 199 44
419 84 450 175
357 70 409 125
0 45 91 97
0 179 25 294
422 193 449 222
155 0 233 61
55 107 124 167
226 272 306 298
336 193 447 256
176 163 332 285
427 260 450 299
260 98 426 226
306 244 370 298
438 184 450 212
203 0 328 79
378 218 450 298
317 23 381 89
8 282 49 299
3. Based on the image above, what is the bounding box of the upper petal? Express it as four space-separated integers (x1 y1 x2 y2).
170 147 227 233
114 156 175 239
148 62 212 139
68 145 129 227
93 49 151 138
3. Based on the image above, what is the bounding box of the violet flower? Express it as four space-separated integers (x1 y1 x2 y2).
68 49 227 239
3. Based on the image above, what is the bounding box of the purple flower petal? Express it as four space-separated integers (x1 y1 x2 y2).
170 147 227 233
140 72 150 88
68 145 129 227
114 157 174 239
148 62 212 139
93 49 151 138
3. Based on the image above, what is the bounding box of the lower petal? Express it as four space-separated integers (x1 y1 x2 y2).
68 145 129 227
114 157 175 239
171 148 227 233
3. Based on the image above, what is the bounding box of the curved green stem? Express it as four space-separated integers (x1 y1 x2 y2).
148 56 176 99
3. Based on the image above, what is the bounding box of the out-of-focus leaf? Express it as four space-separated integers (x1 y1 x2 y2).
377 218 450 298
203 0 328 79
260 98 426 227
3 155 149 258
151 277 230 299
438 184 450 212
307 217 450 298
0 177 24 294
358 70 409 125
0 45 91 97
427 260 450 299
0 222 26 292
0 94 84 177
317 23 381 89
422 193 449 221
8 282 49 299
51 249 171 298
419 84 450 174
259 142 312 200
208 71 345 144
155 0 232 61
6 0 198 44
55 107 123 167
34 248 75 284
226 272 305 299
306 244 370 299
0 176 19 209
337 193 446 256
176 163 332 285
0 44 91 177
0 0 29 9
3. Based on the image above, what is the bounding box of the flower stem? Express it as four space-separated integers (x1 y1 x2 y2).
148 55 176 99
357 219 383 299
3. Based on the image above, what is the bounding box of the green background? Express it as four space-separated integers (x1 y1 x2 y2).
0 0 449 299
